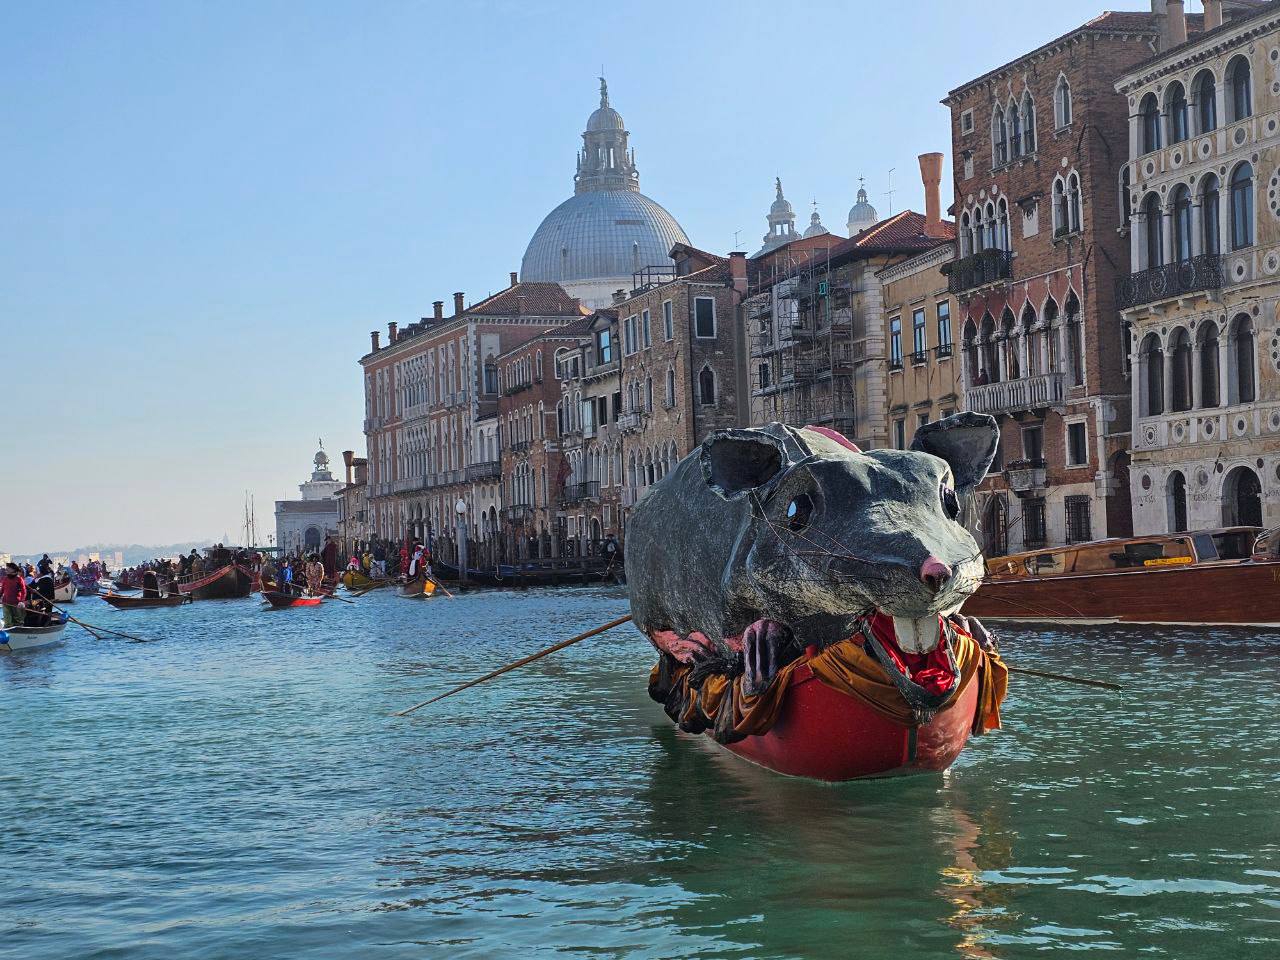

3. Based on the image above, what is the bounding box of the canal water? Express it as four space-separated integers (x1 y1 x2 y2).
1 587 1277 959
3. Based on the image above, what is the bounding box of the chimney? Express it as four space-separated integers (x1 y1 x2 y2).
454 291 465 315
370 330 380 352
1205 0 1223 28
918 152 946 239
387 321 398 344
1167 0 1187 45
729 251 748 294
433 300 444 321
342 450 355 484
612 288 628 305
510 271 519 286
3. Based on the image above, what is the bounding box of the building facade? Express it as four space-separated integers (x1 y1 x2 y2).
942 11 1190 556
1115 0 1280 534
359 279 583 559
337 450 369 555
275 446 343 555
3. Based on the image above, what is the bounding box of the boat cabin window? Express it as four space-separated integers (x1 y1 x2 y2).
1202 530 1256 560
1108 539 1194 568
1024 552 1065 576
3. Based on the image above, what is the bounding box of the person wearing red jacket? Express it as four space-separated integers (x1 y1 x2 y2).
2 562 28 627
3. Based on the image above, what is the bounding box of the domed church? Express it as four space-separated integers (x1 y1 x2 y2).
520 80 689 308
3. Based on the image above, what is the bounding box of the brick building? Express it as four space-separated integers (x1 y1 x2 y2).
337 450 369 555
359 278 582 559
941 9 1200 555
1115 0 1280 534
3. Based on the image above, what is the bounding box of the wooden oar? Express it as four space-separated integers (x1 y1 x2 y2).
1007 665 1121 691
47 604 155 644
427 576 454 599
393 614 634 717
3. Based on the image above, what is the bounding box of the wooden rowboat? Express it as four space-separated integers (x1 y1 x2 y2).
1 615 69 652
342 569 391 591
53 582 78 603
178 564 253 600
100 593 191 609
262 590 324 608
965 526 1280 627
722 659 981 781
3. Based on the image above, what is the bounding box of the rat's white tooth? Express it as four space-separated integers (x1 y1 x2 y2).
892 616 942 654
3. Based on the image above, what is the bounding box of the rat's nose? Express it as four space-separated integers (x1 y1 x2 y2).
920 556 953 594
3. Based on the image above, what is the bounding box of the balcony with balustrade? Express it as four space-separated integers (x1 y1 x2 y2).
965 371 1065 416
1115 255 1222 311
945 249 1014 294
466 460 501 482
560 481 600 506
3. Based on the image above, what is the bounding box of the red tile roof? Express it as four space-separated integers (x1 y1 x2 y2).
462 282 583 318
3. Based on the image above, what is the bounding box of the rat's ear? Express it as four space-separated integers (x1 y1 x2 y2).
910 412 999 495
700 429 788 500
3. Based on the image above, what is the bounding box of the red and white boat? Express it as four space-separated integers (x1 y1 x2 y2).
262 590 324 609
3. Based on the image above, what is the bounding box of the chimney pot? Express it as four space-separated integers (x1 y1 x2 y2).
433 300 444 321
370 330 381 352
1167 0 1187 45
387 321 398 344
454 292 465 315
918 152 946 239
729 251 748 294
510 271 519 286
1205 0 1223 29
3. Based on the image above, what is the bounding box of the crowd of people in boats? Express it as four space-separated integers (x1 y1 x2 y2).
2 555 79 627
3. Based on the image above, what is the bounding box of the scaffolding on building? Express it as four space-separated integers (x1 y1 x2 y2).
747 244 866 441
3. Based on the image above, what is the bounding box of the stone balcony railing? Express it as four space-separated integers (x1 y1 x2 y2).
561 481 601 505
617 412 643 432
1004 460 1048 495
966 371 1065 416
1115 254 1222 311
465 460 501 481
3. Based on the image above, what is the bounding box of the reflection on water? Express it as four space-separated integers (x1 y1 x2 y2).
0 591 1276 959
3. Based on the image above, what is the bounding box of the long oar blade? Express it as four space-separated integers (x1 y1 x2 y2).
393 614 634 717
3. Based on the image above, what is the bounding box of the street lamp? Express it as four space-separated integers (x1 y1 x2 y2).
455 497 469 582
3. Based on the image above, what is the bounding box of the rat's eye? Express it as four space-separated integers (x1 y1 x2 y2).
786 495 814 531
940 484 961 521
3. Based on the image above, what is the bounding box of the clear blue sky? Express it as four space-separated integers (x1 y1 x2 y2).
0 0 1185 554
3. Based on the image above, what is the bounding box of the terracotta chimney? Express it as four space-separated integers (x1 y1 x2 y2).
370 330 380 352
387 321 398 344
454 292 465 315
918 152 946 239
1167 0 1187 45
1205 0 1223 29
510 271 518 286
729 252 748 294
433 300 444 321
342 450 355 484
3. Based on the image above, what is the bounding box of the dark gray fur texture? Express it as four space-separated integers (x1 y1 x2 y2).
626 413 999 654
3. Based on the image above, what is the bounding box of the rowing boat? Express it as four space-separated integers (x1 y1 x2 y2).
1 614 69 652
100 593 191 610
341 569 392 591
53 582 78 603
262 590 324 608
178 564 254 601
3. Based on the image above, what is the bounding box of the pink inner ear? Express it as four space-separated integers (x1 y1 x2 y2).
805 425 861 453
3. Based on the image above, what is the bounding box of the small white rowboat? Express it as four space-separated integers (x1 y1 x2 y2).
0 615 69 653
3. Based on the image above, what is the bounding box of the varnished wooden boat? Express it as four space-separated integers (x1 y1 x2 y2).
178 564 253 600
965 526 1280 627
262 590 324 608
342 569 392 591
397 577 438 598
100 593 191 609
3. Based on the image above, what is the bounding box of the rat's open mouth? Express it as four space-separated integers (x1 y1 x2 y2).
863 611 960 708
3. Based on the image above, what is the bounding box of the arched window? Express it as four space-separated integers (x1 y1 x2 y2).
1229 313 1256 404
1141 333 1164 416
993 108 1008 166
960 211 971 257
1053 177 1068 236
997 198 1010 250
1065 294 1084 387
984 202 997 249
1202 173 1221 254
1022 302 1041 376
698 366 716 405
1001 309 1019 380
979 313 999 382
1167 471 1188 533
1143 193 1164 268
1140 93 1162 154
973 206 986 251
1068 173 1082 233
1167 82 1189 144
963 320 980 385
1197 321 1220 408
1194 69 1218 134
1172 184 1193 262
1224 466 1263 527
1231 162 1254 249
665 367 675 406
1170 327 1193 411
1008 102 1022 158
535 351 543 381
1120 165 1133 231
1055 74 1072 128
1227 55 1252 123
1022 92 1037 153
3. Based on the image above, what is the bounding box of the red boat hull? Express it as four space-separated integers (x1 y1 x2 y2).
262 591 323 608
720 661 980 781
